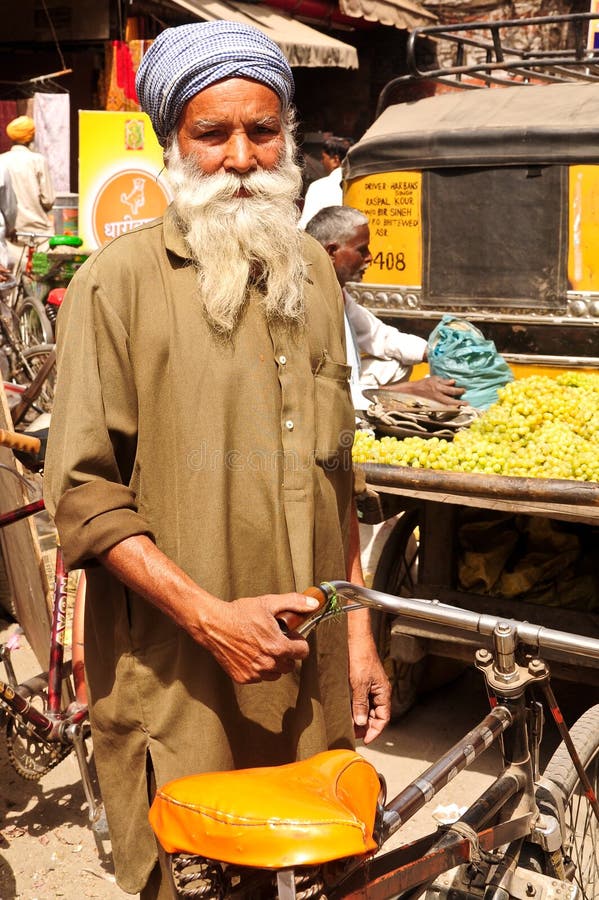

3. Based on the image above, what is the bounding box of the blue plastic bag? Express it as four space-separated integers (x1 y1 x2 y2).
427 315 514 410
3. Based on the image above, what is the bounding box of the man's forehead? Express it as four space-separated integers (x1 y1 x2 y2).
183 78 283 121
345 223 370 247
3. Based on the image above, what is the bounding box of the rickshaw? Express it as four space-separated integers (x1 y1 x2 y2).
343 12 599 378
341 14 599 716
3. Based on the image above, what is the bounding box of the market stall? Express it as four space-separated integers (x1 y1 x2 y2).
354 378 599 717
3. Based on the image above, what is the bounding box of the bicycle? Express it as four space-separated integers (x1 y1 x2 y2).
149 581 599 900
1 232 53 346
0 257 56 426
3 230 85 345
8 343 56 428
0 427 105 835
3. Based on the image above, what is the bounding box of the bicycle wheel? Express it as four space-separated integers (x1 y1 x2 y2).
540 705 599 900
13 343 57 419
16 295 53 346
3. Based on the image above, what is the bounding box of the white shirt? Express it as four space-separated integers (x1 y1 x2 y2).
344 307 370 409
344 289 427 408
298 168 343 228
0 145 55 236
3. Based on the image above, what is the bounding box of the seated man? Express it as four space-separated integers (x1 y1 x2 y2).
305 206 464 409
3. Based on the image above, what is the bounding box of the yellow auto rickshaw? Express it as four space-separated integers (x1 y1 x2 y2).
345 15 599 718
343 12 599 379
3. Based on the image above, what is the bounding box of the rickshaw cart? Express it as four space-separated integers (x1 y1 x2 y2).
342 13 599 377
342 15 599 709
357 464 599 698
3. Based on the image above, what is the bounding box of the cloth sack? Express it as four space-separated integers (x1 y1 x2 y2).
427 315 514 410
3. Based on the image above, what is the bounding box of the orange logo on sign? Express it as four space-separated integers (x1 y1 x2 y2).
92 169 170 246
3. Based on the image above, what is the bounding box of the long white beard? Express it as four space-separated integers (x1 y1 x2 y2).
165 133 306 336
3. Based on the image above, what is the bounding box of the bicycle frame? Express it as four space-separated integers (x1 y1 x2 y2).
0 442 104 833
153 581 599 900
321 582 599 899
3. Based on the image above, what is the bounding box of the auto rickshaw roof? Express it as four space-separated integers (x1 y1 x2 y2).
344 82 599 178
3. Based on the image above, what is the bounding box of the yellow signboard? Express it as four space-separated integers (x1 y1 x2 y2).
588 0 599 50
568 165 599 291
344 172 422 286
79 111 172 252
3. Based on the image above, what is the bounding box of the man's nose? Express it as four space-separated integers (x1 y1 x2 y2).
223 134 257 173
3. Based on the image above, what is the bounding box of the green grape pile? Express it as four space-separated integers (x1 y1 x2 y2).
353 371 599 482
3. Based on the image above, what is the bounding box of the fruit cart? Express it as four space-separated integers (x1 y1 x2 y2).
357 462 599 718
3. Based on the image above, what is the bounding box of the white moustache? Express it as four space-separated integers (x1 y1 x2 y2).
184 168 301 207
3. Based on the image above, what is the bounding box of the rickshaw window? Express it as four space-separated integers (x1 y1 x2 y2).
421 165 568 310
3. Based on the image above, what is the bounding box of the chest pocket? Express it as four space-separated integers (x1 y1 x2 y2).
314 355 354 463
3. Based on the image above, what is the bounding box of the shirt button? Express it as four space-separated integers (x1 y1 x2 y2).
285 419 294 431
279 355 287 365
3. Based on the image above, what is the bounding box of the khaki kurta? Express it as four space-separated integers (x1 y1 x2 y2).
44 207 356 894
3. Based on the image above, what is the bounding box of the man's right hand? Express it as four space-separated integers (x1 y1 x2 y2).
197 592 320 683
99 535 323 683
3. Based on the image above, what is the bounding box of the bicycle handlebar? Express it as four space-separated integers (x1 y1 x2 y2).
278 586 328 633
15 231 53 242
0 428 41 456
301 581 599 668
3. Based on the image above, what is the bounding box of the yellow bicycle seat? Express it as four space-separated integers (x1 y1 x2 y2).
149 749 382 869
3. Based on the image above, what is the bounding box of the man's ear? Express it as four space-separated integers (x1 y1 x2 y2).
324 241 339 260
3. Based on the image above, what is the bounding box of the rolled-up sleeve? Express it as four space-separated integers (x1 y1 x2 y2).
44 256 153 570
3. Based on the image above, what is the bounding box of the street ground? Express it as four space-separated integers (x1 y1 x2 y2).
1 619 597 899
0 619 124 900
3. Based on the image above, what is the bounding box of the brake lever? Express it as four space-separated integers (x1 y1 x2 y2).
276 583 341 637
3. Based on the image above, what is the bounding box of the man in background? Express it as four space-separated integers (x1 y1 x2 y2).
305 205 465 409
298 136 351 227
1 116 55 259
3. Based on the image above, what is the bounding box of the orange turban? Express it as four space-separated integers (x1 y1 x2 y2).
6 116 35 145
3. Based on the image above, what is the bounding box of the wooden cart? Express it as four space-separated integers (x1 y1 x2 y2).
357 465 599 713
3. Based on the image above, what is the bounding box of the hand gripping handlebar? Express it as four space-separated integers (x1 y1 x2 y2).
287 581 599 670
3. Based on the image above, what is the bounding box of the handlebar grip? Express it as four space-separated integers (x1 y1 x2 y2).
0 429 41 455
276 586 328 634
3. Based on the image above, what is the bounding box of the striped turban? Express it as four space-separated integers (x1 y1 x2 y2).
136 21 295 146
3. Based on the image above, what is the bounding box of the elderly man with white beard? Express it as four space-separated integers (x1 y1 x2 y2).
44 20 390 900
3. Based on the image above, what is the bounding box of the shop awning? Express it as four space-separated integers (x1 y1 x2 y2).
339 0 436 29
169 0 359 68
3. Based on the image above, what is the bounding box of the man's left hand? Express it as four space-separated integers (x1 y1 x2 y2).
349 629 391 744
